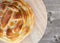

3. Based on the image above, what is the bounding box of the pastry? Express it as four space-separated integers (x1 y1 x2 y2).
0 0 34 43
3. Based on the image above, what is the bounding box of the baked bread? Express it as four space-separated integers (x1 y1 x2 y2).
0 0 34 43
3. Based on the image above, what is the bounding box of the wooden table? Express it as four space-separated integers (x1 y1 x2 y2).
39 0 60 43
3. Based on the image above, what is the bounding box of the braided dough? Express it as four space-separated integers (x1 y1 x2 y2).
0 0 34 43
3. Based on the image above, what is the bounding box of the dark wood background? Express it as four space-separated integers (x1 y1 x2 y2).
39 0 60 43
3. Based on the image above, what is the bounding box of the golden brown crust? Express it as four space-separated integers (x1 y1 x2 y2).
0 0 34 43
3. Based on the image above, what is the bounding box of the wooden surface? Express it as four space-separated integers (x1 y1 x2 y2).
0 0 47 43
39 0 60 43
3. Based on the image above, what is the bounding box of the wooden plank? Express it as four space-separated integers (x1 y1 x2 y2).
39 0 60 43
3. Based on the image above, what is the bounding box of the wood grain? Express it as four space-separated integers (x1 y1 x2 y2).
39 0 60 43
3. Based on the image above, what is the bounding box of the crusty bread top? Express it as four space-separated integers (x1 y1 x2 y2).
0 0 34 43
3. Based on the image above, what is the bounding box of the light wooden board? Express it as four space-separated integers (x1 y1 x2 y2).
0 0 47 43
